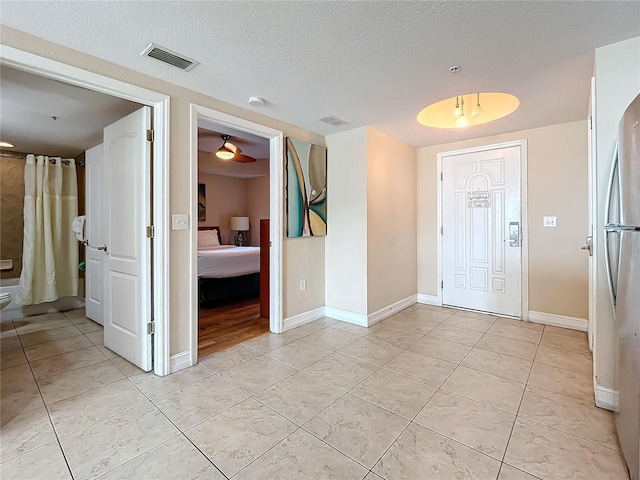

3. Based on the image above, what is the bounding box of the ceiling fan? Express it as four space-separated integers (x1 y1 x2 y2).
215 134 256 163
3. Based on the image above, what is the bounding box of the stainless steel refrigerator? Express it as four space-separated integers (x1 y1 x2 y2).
605 93 640 480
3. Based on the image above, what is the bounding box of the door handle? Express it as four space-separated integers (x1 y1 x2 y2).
97 244 108 254
509 222 520 247
581 236 593 256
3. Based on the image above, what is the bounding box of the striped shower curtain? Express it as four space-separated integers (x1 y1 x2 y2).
15 155 78 305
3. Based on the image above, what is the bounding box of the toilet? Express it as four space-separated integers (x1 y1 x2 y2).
0 292 11 310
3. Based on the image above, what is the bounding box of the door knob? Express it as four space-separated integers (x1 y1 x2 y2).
581 245 590 250
97 244 108 254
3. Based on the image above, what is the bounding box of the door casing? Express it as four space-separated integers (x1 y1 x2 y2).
436 140 529 319
1 46 172 375
188 104 284 368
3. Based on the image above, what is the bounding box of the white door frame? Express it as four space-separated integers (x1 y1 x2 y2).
188 104 284 366
0 46 171 376
436 140 529 319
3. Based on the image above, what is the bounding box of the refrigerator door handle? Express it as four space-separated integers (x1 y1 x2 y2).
604 143 619 307
604 229 617 305
604 142 619 227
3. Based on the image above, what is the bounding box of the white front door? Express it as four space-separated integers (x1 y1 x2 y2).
442 145 522 317
103 107 153 371
85 143 104 325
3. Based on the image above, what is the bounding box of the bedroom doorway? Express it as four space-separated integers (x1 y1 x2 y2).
189 105 284 364
195 127 270 356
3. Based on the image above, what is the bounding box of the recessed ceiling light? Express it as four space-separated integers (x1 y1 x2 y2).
417 92 519 129
0 141 15 148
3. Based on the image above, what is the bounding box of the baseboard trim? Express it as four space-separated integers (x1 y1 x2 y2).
367 295 417 327
595 385 619 412
324 306 368 327
416 294 440 306
283 307 326 331
528 311 588 331
170 351 191 373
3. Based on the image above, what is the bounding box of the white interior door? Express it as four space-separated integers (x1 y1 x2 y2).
85 143 104 325
442 145 522 317
103 107 153 371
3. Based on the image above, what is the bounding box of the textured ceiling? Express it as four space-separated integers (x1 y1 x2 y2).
0 66 140 157
1 1 639 147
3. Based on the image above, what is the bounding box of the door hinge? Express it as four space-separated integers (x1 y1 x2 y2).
440 172 443 181
441 280 444 289
146 225 155 238
440 226 443 235
146 129 154 142
147 322 155 335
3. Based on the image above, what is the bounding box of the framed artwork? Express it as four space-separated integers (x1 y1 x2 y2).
285 137 327 237
198 183 206 221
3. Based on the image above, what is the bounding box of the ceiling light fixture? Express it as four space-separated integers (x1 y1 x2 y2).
455 97 468 128
0 141 15 148
417 92 520 129
472 93 485 118
216 134 235 160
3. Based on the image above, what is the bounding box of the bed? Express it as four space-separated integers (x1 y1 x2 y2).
197 226 260 305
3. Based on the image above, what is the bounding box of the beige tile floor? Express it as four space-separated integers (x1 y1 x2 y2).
0 305 630 479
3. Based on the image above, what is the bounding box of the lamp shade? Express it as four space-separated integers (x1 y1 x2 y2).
230 216 249 231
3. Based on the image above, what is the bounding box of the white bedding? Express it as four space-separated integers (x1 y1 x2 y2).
197 245 260 278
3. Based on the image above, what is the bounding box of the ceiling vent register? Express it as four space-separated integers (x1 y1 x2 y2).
319 116 349 127
141 43 199 71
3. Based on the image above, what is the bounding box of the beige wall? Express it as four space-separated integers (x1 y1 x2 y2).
1 27 325 355
245 176 270 247
417 120 589 319
325 127 369 315
325 127 417 317
367 128 417 312
197 173 246 244
593 36 640 390
0 156 25 279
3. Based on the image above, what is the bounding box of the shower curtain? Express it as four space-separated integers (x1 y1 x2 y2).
15 155 79 305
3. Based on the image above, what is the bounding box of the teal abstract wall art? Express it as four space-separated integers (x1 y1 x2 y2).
285 138 327 237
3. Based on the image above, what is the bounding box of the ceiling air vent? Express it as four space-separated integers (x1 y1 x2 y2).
141 43 199 71
319 116 350 127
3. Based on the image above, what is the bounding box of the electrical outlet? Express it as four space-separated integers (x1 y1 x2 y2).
543 216 557 227
299 280 307 291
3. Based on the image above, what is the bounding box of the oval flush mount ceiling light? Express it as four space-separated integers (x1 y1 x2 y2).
417 92 519 129
0 141 15 148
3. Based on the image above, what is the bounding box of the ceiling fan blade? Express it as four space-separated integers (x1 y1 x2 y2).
233 153 257 163
225 142 242 155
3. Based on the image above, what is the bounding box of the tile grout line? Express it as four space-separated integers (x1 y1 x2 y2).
498 331 542 471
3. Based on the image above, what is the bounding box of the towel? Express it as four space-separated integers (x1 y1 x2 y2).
72 215 86 242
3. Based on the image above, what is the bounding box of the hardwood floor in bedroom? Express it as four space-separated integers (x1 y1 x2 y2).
198 297 269 357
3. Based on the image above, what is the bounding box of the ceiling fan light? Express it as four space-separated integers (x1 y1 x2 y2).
216 147 235 160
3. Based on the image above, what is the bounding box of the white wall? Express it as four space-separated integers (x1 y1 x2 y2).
325 127 369 315
367 128 417 312
593 36 640 390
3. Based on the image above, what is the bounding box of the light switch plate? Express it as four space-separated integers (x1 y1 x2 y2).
172 214 189 231
543 216 557 227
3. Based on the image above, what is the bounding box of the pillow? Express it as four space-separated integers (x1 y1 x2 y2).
198 230 220 248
